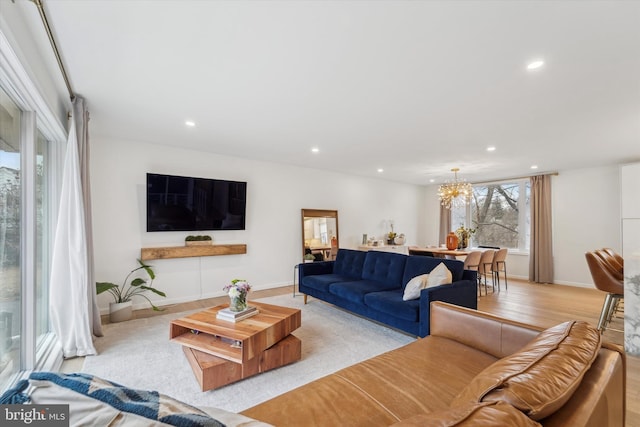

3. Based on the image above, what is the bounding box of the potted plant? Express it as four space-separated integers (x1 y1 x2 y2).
96 259 166 323
455 226 476 249
185 235 213 246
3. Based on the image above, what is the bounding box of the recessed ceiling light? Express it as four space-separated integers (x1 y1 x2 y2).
531 165 539 169
486 146 496 152
311 147 319 154
185 120 196 127
429 179 435 183
527 60 545 70
377 168 384 173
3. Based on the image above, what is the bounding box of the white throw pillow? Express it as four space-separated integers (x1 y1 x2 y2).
426 263 453 287
402 274 430 301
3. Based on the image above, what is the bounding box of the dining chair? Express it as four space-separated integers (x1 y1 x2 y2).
477 250 496 295
585 251 624 333
463 251 482 296
492 248 508 291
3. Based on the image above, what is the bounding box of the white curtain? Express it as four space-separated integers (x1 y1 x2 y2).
50 97 102 358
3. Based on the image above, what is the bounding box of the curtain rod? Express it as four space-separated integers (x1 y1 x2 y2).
29 0 75 101
472 171 559 185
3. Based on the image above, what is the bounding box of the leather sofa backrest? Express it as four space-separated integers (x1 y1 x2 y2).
361 251 408 287
334 249 368 278
430 301 540 358
402 256 465 288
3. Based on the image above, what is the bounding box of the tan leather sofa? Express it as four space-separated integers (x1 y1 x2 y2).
241 302 625 426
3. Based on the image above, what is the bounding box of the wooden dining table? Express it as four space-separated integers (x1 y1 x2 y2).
408 246 472 258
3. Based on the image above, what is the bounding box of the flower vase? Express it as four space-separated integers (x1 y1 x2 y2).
458 233 469 249
446 232 459 250
229 293 248 312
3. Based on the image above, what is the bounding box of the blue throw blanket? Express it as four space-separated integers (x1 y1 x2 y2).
0 372 225 427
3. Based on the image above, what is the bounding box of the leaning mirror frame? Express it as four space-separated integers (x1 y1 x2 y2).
301 209 339 262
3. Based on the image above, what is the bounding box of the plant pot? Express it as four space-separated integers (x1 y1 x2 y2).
109 301 133 323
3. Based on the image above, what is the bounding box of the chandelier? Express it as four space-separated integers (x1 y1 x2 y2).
438 168 472 209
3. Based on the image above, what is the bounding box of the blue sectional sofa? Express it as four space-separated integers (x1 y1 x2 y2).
298 249 478 337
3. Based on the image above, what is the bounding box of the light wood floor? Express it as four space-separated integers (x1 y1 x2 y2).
93 279 637 425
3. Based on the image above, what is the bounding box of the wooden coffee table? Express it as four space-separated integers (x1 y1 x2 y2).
170 301 301 391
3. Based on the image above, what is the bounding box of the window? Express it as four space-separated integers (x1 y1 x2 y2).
452 179 530 251
0 86 22 384
0 30 65 391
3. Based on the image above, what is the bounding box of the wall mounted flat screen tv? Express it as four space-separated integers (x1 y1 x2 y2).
146 173 247 232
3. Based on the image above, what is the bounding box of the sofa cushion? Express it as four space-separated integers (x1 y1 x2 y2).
426 263 453 287
333 249 367 278
301 274 357 293
452 320 601 421
364 290 420 321
402 274 430 300
361 251 408 287
390 402 542 427
329 280 399 304
402 256 464 288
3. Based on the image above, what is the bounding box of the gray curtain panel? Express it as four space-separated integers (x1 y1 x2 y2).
74 96 103 338
439 204 451 246
529 174 554 283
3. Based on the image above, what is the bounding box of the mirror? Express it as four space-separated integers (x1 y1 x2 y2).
301 209 339 262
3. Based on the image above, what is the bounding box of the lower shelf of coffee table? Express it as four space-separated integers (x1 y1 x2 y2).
183 334 302 391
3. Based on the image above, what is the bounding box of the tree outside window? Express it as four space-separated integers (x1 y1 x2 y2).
452 180 530 251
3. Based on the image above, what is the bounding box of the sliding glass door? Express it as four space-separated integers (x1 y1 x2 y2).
0 86 22 385
0 74 63 390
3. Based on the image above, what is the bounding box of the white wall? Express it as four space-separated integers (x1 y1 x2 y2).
552 166 621 286
422 165 622 286
91 137 424 312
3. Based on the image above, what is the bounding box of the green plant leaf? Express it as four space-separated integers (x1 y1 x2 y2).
137 259 156 280
96 282 119 294
139 286 166 297
130 278 147 287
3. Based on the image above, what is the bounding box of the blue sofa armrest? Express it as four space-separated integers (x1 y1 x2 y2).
298 261 334 281
418 280 478 337
462 269 478 282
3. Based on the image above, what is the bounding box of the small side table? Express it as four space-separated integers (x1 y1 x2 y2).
293 264 299 297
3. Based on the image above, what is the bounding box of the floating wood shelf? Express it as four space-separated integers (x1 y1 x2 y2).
140 244 247 261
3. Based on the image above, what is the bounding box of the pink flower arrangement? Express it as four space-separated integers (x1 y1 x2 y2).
223 279 251 298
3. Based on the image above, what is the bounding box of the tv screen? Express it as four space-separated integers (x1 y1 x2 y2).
146 173 247 232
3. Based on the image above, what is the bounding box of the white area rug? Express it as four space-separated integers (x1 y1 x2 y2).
81 294 415 413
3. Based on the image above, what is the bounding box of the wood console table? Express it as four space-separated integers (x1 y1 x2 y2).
140 244 247 260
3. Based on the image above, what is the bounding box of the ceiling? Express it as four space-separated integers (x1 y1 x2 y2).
20 0 640 185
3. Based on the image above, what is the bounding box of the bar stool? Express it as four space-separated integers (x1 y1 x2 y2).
585 251 624 333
